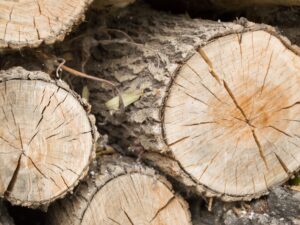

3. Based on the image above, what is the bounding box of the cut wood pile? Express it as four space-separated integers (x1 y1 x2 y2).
0 0 299 225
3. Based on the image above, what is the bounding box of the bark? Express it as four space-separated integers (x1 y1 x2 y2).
191 186 300 225
0 200 14 225
76 3 300 201
0 67 98 208
0 0 92 50
46 154 191 225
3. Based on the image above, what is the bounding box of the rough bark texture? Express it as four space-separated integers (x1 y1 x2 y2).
0 0 92 50
0 67 99 208
46 154 192 225
74 3 300 201
190 186 300 225
0 2 299 224
163 30 300 198
0 200 14 225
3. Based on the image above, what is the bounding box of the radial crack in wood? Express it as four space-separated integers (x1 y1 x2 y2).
0 0 92 49
46 155 192 225
0 67 98 207
83 3 300 201
164 30 300 199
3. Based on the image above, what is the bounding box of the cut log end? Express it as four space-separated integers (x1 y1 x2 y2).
163 30 300 198
0 0 92 49
47 155 192 225
0 67 98 207
81 3 300 201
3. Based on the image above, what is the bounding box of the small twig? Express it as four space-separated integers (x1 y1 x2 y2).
56 58 66 79
54 58 124 112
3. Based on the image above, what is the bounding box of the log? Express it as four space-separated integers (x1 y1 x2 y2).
0 0 93 50
0 67 98 207
46 154 192 225
147 0 300 12
84 3 300 201
0 200 14 225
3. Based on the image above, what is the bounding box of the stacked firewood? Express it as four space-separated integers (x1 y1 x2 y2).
0 0 299 224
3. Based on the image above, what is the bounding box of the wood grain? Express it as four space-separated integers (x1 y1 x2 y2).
47 155 192 225
0 0 92 49
0 67 98 207
164 30 300 198
84 3 300 200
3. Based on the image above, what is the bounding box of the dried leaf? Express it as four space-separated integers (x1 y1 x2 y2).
105 91 142 110
82 85 90 101
290 185 300 192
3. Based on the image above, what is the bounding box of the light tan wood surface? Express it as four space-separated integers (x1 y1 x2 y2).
0 0 92 49
164 30 300 198
47 155 192 225
0 67 98 207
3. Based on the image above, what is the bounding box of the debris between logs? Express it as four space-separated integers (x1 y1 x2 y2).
46 154 192 225
92 0 136 11
0 67 98 208
147 0 300 12
84 3 300 201
0 0 93 49
0 200 14 225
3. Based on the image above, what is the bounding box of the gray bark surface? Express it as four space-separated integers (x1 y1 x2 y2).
191 187 300 225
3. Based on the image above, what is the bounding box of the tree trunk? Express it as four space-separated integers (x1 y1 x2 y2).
83 3 300 201
0 0 92 50
0 67 98 208
46 154 191 225
0 200 14 225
